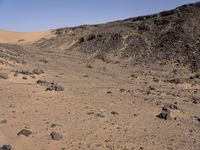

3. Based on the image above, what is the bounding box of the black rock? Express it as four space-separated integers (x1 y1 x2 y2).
157 111 171 120
0 120 7 124
50 132 63 141
95 113 105 118
119 88 126 93
39 58 48 64
18 70 31 75
37 80 50 87
111 111 119 115
46 82 64 91
166 78 181 84
197 117 200 122
83 75 89 78
50 123 61 128
107 91 112 94
17 129 32 137
148 86 155 91
37 80 64 92
22 76 28 80
162 103 178 111
87 112 105 118
192 97 200 104
32 68 44 75
86 64 93 68
194 74 200 78
0 145 12 150
139 147 144 150
51 123 57 128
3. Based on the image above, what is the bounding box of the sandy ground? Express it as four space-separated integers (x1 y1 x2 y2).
0 45 200 150
0 30 53 44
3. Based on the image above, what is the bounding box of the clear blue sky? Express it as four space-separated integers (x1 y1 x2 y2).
0 0 199 31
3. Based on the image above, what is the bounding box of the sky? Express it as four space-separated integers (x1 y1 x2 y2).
0 0 199 32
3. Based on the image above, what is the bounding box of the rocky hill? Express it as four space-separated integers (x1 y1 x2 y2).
34 2 200 72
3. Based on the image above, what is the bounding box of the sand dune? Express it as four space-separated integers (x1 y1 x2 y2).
0 30 53 44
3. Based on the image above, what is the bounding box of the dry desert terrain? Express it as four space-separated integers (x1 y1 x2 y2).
0 2 200 150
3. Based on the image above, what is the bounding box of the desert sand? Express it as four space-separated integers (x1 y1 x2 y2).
0 30 53 44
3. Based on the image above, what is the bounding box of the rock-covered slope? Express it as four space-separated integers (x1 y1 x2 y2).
34 2 200 71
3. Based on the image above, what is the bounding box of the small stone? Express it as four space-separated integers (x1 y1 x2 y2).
31 75 36 79
120 88 126 92
148 86 155 91
131 74 137 78
50 123 61 128
39 58 48 64
17 129 32 137
32 68 44 75
86 64 93 68
194 74 200 78
50 132 63 141
157 111 170 120
192 97 200 104
197 117 200 123
95 113 105 118
0 73 8 79
87 112 105 118
107 91 112 94
22 76 28 80
193 101 198 104
153 78 159 82
46 82 64 91
167 78 181 84
13 73 18 77
87 112 94 115
111 111 119 115
0 145 12 150
19 70 31 75
162 103 178 111
83 75 89 78
51 123 57 128
37 80 50 87
0 120 7 124
139 147 144 150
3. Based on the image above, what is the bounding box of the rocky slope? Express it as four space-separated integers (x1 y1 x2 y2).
34 2 200 72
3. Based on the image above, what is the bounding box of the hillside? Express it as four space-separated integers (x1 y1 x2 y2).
34 2 200 71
